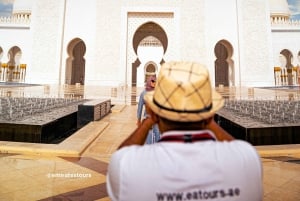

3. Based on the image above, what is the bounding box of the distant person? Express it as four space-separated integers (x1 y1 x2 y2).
136 74 160 144
107 61 263 201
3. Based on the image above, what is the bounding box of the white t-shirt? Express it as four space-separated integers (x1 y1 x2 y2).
107 130 262 201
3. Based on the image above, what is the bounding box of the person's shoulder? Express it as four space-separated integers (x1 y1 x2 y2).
111 145 143 159
226 139 256 148
110 145 154 169
216 140 259 155
227 140 261 158
230 139 256 147
139 90 146 98
140 90 146 94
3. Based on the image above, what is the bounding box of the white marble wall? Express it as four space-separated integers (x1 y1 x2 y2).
1 0 297 88
272 31 300 67
62 0 98 85
237 0 274 86
0 27 31 65
28 0 65 84
204 0 239 86
178 0 206 62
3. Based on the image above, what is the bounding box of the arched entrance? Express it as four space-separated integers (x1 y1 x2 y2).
132 22 168 87
214 40 234 87
65 38 86 85
280 49 293 85
280 49 293 69
144 61 158 82
7 46 22 82
8 46 22 67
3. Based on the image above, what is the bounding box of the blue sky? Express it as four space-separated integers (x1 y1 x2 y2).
0 0 13 17
0 1 299 20
287 0 300 20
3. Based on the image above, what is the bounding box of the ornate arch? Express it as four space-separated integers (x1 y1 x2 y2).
280 49 293 68
131 21 168 87
65 38 86 85
214 40 234 87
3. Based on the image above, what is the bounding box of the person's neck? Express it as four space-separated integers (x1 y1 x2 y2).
160 126 206 133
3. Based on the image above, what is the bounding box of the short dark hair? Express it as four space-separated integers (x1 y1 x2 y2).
159 116 208 130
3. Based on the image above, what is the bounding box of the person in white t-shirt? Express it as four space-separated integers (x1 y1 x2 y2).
106 61 263 201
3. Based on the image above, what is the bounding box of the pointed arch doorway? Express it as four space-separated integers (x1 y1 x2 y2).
214 40 234 87
7 46 22 82
280 49 293 85
129 22 168 105
65 38 86 85
132 22 168 88
280 49 293 69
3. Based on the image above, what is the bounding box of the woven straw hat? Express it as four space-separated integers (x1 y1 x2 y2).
144 61 224 122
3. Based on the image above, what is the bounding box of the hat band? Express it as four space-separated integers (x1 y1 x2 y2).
153 98 213 113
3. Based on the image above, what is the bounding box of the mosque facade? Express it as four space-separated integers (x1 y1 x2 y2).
0 0 299 89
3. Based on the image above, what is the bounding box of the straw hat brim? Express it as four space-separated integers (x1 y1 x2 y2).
144 90 224 122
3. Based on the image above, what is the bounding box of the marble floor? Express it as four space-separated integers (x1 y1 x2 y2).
0 84 300 201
